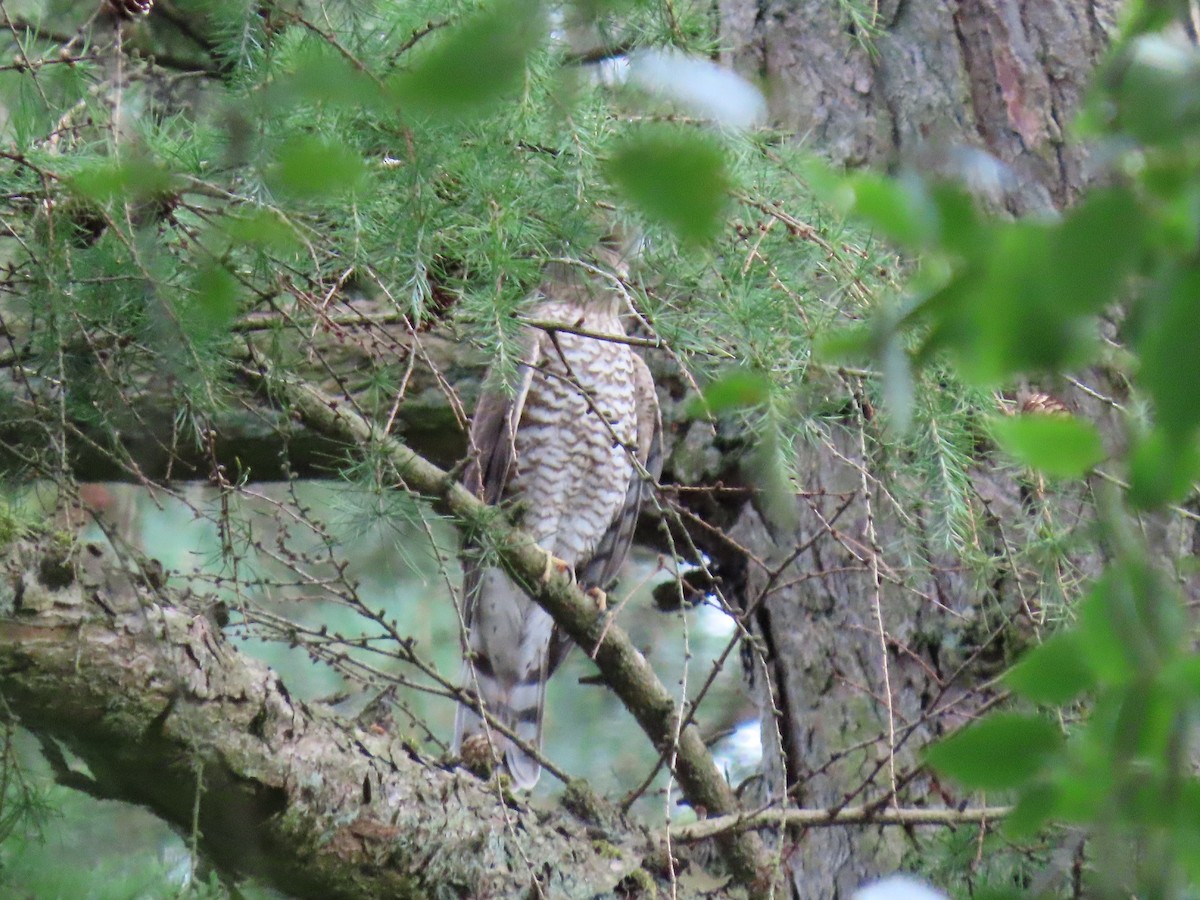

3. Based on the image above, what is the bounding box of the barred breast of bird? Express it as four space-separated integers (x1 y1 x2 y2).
510 300 638 566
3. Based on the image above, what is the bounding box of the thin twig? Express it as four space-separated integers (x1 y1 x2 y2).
670 804 1012 842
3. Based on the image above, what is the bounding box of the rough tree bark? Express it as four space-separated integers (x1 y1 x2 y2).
711 2 1121 895
0 533 659 899
720 0 1121 213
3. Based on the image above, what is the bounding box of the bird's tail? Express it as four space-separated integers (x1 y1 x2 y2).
452 657 547 789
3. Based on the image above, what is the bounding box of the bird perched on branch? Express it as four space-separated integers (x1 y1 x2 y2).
453 254 662 788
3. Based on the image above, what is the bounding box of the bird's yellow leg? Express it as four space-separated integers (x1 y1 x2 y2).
538 550 604 612
584 586 607 613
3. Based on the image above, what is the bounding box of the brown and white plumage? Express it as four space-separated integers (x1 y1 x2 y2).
453 265 661 788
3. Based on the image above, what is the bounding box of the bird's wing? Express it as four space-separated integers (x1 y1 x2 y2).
463 335 543 504
455 329 556 789
460 331 544 628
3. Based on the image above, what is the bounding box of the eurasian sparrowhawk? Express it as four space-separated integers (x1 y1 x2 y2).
453 259 661 787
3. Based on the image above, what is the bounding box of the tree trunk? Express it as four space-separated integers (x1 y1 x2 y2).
720 0 1120 212
713 2 1120 895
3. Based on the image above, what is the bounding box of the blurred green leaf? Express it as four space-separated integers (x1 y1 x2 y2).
929 182 984 257
219 208 302 255
391 0 543 119
265 136 366 199
1048 188 1143 314
808 160 981 255
70 158 176 205
276 45 386 109
605 127 729 246
192 265 240 333
911 189 1138 385
1113 680 1175 761
1055 692 1120 821
925 222 1099 384
686 368 769 417
1117 34 1200 144
1166 655 1200 697
1003 781 1060 839
1128 429 1200 508
842 171 937 248
1077 574 1139 685
1079 561 1184 685
1176 781 1200 880
1005 631 1095 705
1140 268 1200 437
814 324 875 363
800 156 850 206
1152 176 1200 253
990 413 1104 479
926 713 1062 790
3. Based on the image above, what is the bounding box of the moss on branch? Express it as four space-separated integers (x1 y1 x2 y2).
0 535 652 898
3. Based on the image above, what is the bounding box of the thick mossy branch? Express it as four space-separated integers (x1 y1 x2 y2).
0 328 480 482
241 349 775 888
0 536 651 899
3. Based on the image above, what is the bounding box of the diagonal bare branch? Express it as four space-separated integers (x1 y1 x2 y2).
238 344 775 889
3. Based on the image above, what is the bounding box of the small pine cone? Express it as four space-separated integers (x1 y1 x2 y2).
458 732 498 779
106 0 153 18
1019 391 1070 416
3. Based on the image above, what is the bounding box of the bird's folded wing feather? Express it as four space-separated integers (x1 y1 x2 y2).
460 331 545 627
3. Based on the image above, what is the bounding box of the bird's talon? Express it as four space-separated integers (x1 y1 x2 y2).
459 733 499 779
585 586 607 613
542 553 573 584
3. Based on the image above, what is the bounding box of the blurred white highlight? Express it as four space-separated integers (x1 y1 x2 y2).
627 48 767 130
854 875 949 900
1129 32 1193 76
